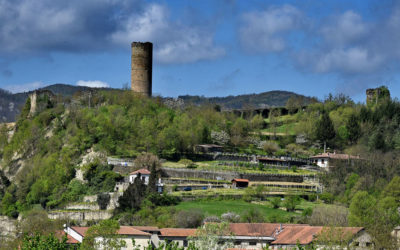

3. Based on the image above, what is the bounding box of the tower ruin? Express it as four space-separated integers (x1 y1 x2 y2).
131 42 153 97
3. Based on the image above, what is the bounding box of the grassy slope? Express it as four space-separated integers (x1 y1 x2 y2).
174 199 297 221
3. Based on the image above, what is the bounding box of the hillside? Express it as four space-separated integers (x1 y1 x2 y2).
0 85 314 122
179 90 314 109
0 84 110 122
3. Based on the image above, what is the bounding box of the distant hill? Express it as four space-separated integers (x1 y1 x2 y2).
179 91 315 110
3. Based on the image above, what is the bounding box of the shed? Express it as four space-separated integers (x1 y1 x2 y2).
194 144 223 153
232 179 249 188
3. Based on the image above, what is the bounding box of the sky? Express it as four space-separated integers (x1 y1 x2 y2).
1 0 400 102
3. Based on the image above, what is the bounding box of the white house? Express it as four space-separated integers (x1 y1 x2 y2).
310 152 360 168
64 226 151 250
129 169 151 184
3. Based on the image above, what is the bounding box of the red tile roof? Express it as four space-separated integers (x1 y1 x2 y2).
71 227 89 237
55 230 79 244
160 228 197 237
130 168 151 175
271 226 364 245
132 226 160 231
70 226 150 237
272 225 322 245
118 226 151 236
231 179 249 183
229 223 280 237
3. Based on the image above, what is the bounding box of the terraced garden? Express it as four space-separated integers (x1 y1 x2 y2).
162 161 316 176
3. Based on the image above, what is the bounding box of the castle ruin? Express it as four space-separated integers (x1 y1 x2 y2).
131 42 153 97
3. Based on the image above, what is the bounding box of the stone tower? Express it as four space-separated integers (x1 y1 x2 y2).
131 42 153 97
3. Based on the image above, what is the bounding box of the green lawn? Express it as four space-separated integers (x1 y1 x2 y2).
174 199 297 222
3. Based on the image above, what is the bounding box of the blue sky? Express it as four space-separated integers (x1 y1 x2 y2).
0 0 400 102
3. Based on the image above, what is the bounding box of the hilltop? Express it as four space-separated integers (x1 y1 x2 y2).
0 84 314 122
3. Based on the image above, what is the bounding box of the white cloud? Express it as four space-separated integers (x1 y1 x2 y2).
4 81 45 93
76 80 109 88
111 3 225 63
313 47 383 74
239 4 303 52
320 11 369 46
0 0 224 64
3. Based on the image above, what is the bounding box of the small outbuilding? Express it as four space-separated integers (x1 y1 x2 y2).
194 144 223 153
232 178 249 188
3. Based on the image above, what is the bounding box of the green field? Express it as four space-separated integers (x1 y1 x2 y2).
174 199 297 222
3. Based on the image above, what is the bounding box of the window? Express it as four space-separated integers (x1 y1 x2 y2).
249 242 257 246
366 242 372 247
234 241 241 246
183 240 188 247
321 159 324 164
354 242 359 246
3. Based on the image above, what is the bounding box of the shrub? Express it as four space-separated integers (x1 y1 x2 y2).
262 141 280 155
241 208 265 223
320 192 334 204
221 212 240 223
97 193 111 210
283 196 301 212
270 197 281 209
175 209 204 228
203 216 221 223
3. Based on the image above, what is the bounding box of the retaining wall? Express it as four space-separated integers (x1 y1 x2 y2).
161 168 305 182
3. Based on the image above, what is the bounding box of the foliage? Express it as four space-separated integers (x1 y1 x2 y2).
97 193 111 210
175 209 204 228
116 175 146 213
188 222 233 250
270 197 281 209
283 195 301 212
240 208 265 223
315 112 335 151
134 152 161 171
21 233 70 250
308 205 348 226
81 219 126 250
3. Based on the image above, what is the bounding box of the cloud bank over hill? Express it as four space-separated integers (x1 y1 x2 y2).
0 0 224 64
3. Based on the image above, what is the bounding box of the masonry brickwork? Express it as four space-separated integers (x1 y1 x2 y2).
131 42 153 97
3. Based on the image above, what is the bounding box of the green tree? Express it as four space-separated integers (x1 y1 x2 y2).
188 223 233 250
348 191 376 227
283 195 301 212
117 175 146 212
346 114 360 144
382 176 400 204
315 112 335 152
81 220 126 250
270 197 281 209
147 162 158 194
21 233 69 250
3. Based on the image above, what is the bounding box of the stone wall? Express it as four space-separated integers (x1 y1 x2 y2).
81 192 122 210
48 210 112 222
161 168 305 182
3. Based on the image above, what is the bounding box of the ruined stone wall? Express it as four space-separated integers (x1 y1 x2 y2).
28 90 55 117
48 210 112 223
131 42 152 97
